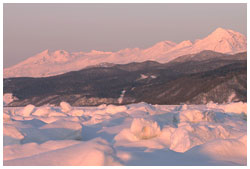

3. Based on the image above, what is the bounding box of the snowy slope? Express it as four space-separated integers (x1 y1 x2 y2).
4 28 246 78
3 102 247 166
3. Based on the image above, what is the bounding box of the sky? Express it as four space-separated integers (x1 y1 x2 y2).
3 3 247 68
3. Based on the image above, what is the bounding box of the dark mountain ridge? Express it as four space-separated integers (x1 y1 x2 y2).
4 51 247 106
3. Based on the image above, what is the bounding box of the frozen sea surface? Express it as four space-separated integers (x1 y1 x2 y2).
3 102 247 166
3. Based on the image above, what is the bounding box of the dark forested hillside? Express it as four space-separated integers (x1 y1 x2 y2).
4 51 247 106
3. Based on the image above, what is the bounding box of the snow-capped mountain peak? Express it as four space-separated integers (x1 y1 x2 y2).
51 50 69 57
4 27 247 78
88 50 113 55
207 27 245 43
19 49 74 65
49 50 73 63
193 28 247 53
210 27 233 37
142 40 176 57
13 49 50 66
146 40 177 51
170 40 193 50
155 40 177 48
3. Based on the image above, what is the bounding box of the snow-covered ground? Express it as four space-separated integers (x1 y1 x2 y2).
3 102 247 166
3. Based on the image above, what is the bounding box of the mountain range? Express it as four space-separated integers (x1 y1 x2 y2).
4 28 247 78
4 51 247 106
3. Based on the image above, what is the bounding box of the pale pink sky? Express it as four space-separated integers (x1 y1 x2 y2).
3 3 247 68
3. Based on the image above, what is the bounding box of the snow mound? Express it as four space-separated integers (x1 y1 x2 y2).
238 134 247 145
4 140 81 161
220 102 247 114
207 102 247 114
3 112 11 121
3 125 24 146
130 118 161 140
60 102 72 113
188 137 247 165
4 138 121 166
98 104 107 109
105 105 127 114
127 102 157 115
179 109 216 123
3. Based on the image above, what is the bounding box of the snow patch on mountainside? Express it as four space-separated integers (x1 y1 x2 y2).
118 90 126 104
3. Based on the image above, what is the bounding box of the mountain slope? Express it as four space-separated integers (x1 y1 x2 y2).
4 28 247 78
4 52 247 106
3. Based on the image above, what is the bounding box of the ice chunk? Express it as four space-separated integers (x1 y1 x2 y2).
18 104 35 117
158 126 175 146
68 109 85 116
130 118 161 140
169 123 215 152
170 126 194 152
181 104 188 110
169 123 233 153
60 102 72 113
38 116 80 124
11 116 24 121
32 107 51 117
48 112 67 117
37 116 62 124
179 109 216 123
213 125 230 139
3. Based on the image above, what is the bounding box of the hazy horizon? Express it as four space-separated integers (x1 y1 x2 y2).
4 3 247 68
